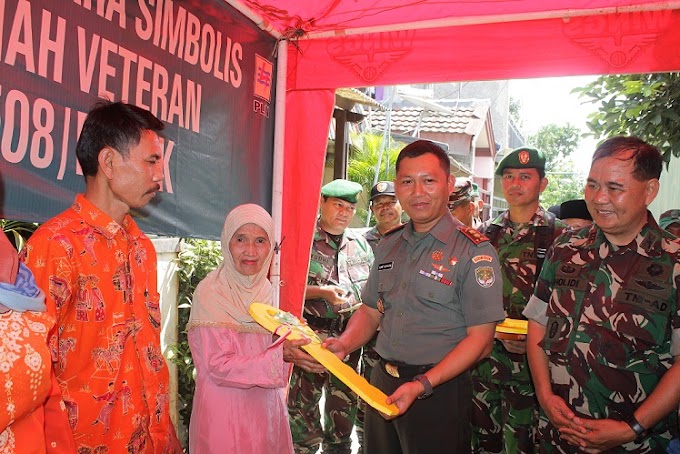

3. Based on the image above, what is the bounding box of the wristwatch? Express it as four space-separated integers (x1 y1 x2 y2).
412 374 433 400
624 415 647 441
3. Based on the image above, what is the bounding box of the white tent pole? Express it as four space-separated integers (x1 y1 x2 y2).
271 39 287 308
302 2 680 39
224 0 283 39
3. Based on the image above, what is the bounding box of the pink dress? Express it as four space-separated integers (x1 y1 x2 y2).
188 326 293 453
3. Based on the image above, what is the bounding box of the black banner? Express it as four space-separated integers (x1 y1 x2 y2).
0 0 276 239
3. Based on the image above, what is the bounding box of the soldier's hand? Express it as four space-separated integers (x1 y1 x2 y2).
560 417 635 453
321 285 351 307
383 381 420 419
540 393 582 435
499 337 527 354
283 338 325 373
321 337 349 362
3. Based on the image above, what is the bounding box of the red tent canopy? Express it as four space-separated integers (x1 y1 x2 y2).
228 0 680 316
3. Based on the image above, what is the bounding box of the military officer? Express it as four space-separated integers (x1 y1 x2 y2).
448 178 476 227
325 140 504 454
524 136 680 453
472 146 566 454
288 178 374 454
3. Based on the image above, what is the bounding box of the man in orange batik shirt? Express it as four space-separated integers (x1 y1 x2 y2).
21 100 181 453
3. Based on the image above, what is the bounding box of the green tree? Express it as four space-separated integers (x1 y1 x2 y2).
573 73 680 166
527 123 585 208
347 132 404 225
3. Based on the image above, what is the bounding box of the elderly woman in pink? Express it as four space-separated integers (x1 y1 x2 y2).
187 204 293 453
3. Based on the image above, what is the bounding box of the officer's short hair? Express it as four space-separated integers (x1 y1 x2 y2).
592 136 662 181
76 100 164 177
396 140 450 176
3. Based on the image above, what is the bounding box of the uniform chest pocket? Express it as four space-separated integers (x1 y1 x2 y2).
414 270 454 306
347 259 371 285
588 299 671 375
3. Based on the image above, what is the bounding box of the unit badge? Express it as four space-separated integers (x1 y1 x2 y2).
475 266 495 288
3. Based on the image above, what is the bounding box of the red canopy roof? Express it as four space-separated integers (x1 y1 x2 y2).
228 0 680 315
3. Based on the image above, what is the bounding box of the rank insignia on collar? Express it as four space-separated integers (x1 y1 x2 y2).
431 250 444 261
377 298 385 314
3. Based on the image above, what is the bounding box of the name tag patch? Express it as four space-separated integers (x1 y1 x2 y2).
378 262 394 271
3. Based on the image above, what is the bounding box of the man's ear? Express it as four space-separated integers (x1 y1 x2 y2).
98 147 116 179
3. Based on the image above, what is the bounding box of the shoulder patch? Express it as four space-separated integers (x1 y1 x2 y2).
459 226 489 245
384 223 406 236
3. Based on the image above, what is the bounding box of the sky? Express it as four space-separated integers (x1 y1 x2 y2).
509 75 600 174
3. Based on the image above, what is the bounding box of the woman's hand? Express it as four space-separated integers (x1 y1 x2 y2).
283 338 325 373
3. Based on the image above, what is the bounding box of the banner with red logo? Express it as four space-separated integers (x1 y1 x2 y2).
0 0 276 239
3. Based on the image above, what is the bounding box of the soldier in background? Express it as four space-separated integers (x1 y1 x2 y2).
288 179 374 454
558 199 593 230
363 181 403 248
524 136 680 452
471 182 485 228
448 178 476 227
659 209 680 237
472 147 566 454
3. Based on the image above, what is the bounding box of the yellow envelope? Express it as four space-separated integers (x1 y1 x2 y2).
495 318 529 335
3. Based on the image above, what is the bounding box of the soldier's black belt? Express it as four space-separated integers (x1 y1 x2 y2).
379 358 433 380
304 314 348 333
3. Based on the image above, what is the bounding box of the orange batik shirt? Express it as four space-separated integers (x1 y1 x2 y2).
21 195 181 454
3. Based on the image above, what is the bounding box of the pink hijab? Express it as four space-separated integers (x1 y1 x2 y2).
187 204 275 334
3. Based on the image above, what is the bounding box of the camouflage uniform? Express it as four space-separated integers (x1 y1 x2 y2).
524 213 680 453
288 221 373 454
472 208 566 454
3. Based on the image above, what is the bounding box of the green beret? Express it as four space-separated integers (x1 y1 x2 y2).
659 209 680 231
495 147 546 176
320 179 363 203
448 179 473 209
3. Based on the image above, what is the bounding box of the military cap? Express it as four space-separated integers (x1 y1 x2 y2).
495 147 546 175
560 199 592 221
547 205 561 218
370 181 395 201
320 179 363 203
448 178 473 209
659 209 680 230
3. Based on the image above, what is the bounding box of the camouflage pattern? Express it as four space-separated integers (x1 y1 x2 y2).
472 208 566 454
304 222 373 322
289 222 373 454
288 349 361 454
355 334 379 447
531 213 680 453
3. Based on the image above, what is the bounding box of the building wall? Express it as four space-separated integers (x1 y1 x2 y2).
650 160 680 219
